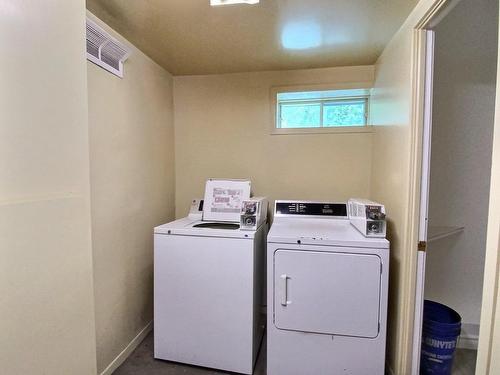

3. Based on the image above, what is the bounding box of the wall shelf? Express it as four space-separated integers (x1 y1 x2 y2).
428 226 465 242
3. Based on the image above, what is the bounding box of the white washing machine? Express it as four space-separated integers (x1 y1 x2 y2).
154 215 266 374
267 201 389 375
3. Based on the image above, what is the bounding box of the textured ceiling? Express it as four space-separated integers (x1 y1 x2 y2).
86 0 418 76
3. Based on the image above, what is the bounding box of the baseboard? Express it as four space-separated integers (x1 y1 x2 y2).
457 323 479 350
99 321 153 375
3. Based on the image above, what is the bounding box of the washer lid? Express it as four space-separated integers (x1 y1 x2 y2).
154 217 257 239
268 218 389 249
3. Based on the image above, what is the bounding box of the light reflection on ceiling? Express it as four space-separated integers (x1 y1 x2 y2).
281 21 322 50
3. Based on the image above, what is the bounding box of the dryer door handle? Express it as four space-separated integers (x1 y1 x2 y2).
280 274 289 306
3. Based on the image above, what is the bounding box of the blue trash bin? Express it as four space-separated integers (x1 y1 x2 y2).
420 300 461 375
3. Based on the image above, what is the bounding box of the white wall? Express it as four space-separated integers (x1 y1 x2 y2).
0 1 97 374
173 66 374 217
86 13 176 374
425 0 498 327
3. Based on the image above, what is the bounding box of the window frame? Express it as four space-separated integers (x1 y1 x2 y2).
270 85 373 135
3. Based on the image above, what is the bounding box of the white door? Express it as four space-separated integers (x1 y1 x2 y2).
273 249 382 338
411 29 435 375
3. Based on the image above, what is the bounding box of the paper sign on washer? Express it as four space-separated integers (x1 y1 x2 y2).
203 179 251 222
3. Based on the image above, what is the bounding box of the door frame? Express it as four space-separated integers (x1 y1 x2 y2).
476 14 500 373
406 0 500 373
410 28 435 375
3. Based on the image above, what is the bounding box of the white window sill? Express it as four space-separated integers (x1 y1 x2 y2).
271 126 374 135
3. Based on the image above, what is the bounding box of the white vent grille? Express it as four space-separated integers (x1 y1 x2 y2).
86 18 130 78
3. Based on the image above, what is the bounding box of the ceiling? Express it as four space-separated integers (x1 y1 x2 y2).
86 0 418 76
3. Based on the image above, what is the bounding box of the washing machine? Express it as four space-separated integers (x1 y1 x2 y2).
267 201 389 375
154 181 267 374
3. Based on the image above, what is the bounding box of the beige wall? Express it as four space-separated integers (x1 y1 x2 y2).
369 0 445 371
173 66 374 217
0 1 97 374
370 24 413 374
86 13 175 374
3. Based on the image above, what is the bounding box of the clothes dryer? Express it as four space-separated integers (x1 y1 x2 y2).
267 201 389 375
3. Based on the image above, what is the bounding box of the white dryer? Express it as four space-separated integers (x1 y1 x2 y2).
154 217 266 374
267 201 389 375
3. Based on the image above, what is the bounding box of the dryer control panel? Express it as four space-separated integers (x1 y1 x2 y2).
275 201 347 218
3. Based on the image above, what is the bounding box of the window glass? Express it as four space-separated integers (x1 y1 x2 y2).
280 103 321 128
276 89 369 130
323 100 366 127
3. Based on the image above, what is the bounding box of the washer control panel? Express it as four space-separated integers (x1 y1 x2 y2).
240 197 268 230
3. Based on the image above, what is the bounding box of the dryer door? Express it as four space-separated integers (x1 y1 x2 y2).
274 249 381 338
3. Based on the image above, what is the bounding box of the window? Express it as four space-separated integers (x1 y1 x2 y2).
275 88 370 132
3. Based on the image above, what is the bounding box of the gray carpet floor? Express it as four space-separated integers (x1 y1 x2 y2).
452 348 477 375
113 331 266 375
113 331 475 375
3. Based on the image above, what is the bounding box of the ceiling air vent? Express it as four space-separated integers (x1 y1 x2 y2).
86 18 130 78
